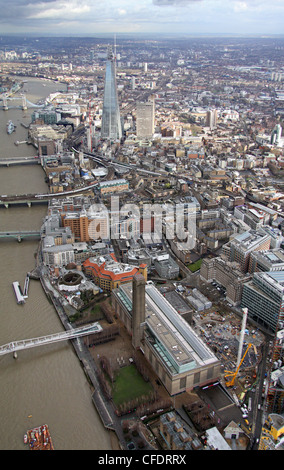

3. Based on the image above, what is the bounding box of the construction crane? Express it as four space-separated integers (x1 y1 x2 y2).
224 343 257 388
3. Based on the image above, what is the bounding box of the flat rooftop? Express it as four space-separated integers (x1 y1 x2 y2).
87 255 136 274
164 290 192 315
116 282 218 375
252 249 284 265
254 270 284 296
232 230 270 252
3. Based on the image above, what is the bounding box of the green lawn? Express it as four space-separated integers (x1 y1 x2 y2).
188 259 202 272
112 365 153 407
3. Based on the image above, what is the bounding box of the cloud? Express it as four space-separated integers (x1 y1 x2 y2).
0 0 54 18
117 8 127 15
234 2 248 12
152 0 283 6
0 0 92 22
0 0 283 35
153 0 202 4
28 1 91 20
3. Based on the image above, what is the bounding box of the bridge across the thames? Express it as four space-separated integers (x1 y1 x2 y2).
0 231 41 241
0 182 99 208
0 322 102 357
0 156 40 167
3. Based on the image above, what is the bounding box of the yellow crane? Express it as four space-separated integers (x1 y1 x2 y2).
224 343 257 388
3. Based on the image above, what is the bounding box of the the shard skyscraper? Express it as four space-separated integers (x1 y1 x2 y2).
101 46 122 141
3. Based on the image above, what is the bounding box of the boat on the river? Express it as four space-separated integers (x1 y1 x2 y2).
6 120 16 134
24 424 54 450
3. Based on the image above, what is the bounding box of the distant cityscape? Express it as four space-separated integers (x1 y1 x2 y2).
1 34 284 451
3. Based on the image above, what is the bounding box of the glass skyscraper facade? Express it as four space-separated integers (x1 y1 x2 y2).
101 49 122 141
241 270 284 332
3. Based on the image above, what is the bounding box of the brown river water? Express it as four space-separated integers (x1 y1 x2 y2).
0 77 112 450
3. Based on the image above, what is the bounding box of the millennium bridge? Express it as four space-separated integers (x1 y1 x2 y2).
0 322 102 357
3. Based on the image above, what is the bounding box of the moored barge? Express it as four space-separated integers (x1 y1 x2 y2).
24 424 54 450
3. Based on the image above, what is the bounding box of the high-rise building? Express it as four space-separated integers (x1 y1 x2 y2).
241 271 284 416
136 97 155 138
271 124 282 146
241 270 284 333
205 109 218 129
101 47 122 141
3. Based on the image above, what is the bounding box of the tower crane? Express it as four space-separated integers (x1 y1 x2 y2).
224 343 257 388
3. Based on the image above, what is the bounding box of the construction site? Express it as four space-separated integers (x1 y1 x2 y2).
192 306 265 399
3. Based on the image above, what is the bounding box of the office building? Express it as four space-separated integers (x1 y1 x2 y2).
136 97 155 138
112 280 220 396
83 254 147 292
249 249 284 273
205 109 218 129
260 226 284 249
241 271 284 332
271 124 282 146
101 47 122 141
31 109 61 125
223 230 271 273
154 253 179 280
200 256 250 305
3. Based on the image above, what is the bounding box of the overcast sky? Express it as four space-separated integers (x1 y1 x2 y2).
0 0 283 36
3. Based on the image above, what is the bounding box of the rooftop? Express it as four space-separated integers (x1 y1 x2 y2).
252 249 284 266
99 179 128 187
116 281 219 375
231 230 271 253
83 255 142 281
254 270 284 296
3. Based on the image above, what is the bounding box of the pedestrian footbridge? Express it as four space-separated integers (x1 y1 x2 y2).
0 322 102 357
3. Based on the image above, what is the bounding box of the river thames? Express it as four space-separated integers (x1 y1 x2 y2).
0 78 112 450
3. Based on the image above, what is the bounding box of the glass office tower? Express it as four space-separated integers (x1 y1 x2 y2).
241 270 284 332
101 49 122 141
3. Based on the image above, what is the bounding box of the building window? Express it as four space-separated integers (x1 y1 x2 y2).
207 367 214 380
41 145 48 155
180 377 186 389
155 359 159 375
194 371 200 385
